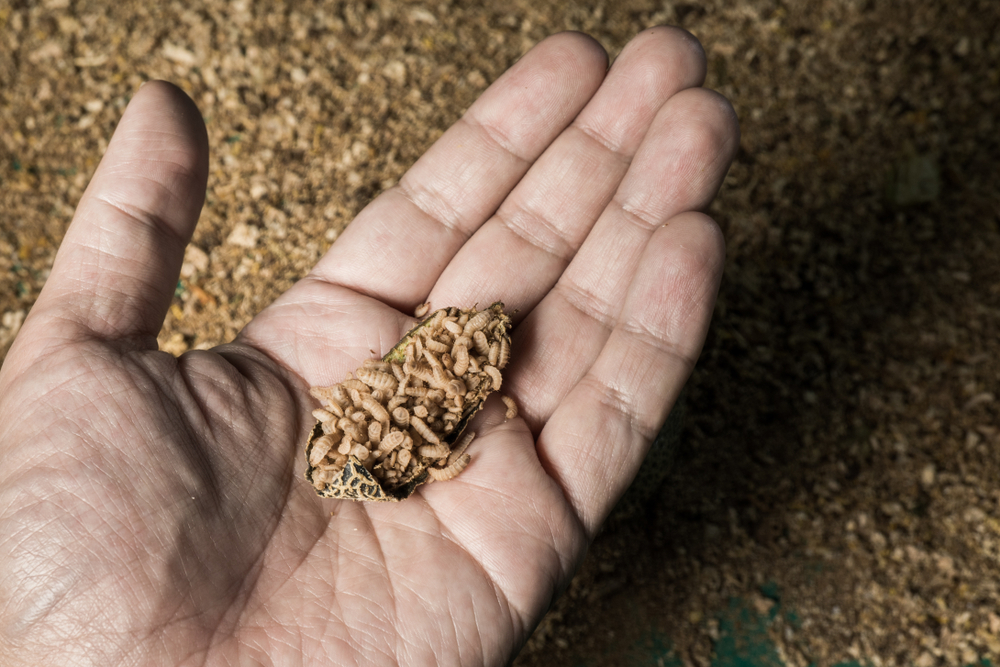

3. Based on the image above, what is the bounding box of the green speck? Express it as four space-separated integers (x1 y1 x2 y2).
759 582 780 602
711 598 783 667
225 134 242 143
16 281 27 297
174 280 185 298
12 158 21 171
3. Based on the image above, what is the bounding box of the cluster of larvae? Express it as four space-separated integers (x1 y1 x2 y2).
304 303 516 501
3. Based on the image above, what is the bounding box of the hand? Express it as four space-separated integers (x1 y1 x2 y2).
0 28 737 666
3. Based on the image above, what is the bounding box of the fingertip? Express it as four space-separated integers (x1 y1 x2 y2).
614 25 707 88
124 80 210 187
547 30 610 70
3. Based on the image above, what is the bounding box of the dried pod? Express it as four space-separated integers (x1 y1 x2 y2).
304 302 511 501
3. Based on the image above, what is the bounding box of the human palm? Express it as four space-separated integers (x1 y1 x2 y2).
0 29 737 665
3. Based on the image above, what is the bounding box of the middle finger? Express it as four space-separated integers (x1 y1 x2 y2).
424 27 708 314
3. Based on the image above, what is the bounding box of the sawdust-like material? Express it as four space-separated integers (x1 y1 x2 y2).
2 1 999 665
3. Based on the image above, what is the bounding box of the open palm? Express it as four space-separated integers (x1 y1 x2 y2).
0 29 737 666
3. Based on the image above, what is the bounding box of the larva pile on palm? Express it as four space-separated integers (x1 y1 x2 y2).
304 303 516 501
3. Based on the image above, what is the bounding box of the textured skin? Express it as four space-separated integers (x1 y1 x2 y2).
611 393 686 522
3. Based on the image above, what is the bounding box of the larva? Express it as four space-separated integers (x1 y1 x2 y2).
341 378 371 394
463 310 492 337
445 379 466 397
312 408 335 422
418 444 450 459
309 434 337 466
423 309 446 331
501 395 518 419
448 431 476 464
356 368 398 394
410 416 441 445
407 364 439 388
414 302 431 318
350 443 370 461
360 395 390 424
397 448 412 469
305 302 512 500
452 342 469 377
378 430 405 454
427 453 471 481
309 386 338 406
497 336 510 369
391 406 410 427
423 338 449 353
484 365 502 390
390 362 406 383
472 330 490 357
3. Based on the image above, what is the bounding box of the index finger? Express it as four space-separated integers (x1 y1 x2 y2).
308 32 608 312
